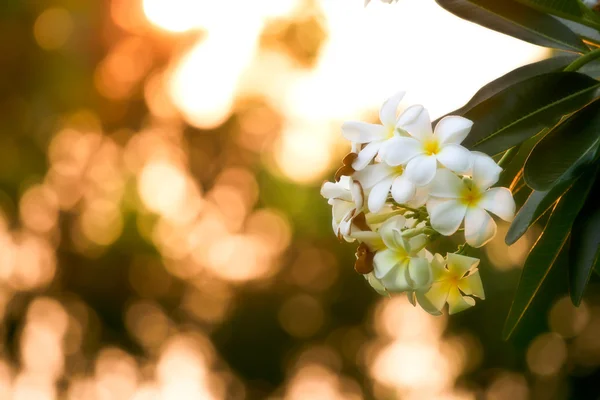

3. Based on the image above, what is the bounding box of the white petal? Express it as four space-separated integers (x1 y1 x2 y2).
353 163 393 189
396 105 433 141
434 116 473 145
436 144 473 174
368 176 394 213
379 215 406 250
391 175 416 204
471 151 502 190
480 187 516 222
446 253 479 277
429 169 464 199
366 273 387 295
379 91 406 127
429 199 467 236
352 141 382 171
350 180 365 211
458 270 485 299
464 207 497 248
407 257 432 290
447 287 476 315
381 136 422 166
321 181 352 201
405 155 438 186
407 186 430 208
416 289 444 316
342 121 387 144
373 249 400 279
381 260 412 292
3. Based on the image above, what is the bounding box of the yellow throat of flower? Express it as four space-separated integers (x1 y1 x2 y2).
423 138 441 155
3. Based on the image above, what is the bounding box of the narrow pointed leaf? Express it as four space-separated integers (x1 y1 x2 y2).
569 170 600 305
503 168 596 339
435 0 588 52
461 72 600 155
514 0 600 28
506 161 596 244
434 56 577 125
525 96 600 191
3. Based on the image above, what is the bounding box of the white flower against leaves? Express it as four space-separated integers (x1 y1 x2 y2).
341 91 412 171
426 152 516 248
360 215 432 292
416 253 484 315
320 176 365 241
381 115 474 186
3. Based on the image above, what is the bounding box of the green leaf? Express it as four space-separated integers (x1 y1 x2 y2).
503 167 596 339
524 96 600 191
569 169 600 305
435 0 588 52
461 72 600 155
434 56 577 125
514 0 596 23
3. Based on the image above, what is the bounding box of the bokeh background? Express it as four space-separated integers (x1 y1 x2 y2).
0 0 599 398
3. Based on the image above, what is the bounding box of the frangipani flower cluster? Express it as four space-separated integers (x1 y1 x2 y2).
321 92 516 315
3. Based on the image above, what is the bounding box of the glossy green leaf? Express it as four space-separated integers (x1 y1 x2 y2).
434 56 577 125
525 97 600 191
569 170 600 305
503 168 596 339
514 0 600 27
461 72 600 155
435 0 588 52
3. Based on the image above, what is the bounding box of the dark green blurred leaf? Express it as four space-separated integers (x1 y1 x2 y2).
462 72 600 155
434 56 577 125
557 17 600 47
524 96 600 190
503 169 595 339
569 169 600 305
514 0 600 28
435 0 588 52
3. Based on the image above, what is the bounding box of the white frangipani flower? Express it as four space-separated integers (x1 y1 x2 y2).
353 162 428 213
365 0 400 6
363 215 432 292
381 115 474 186
341 91 412 171
416 253 484 315
320 176 365 241
426 152 516 248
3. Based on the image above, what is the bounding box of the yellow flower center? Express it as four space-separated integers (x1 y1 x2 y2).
394 165 404 175
460 186 482 208
385 126 395 139
423 138 440 155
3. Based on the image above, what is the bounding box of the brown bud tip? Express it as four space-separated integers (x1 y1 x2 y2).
342 152 358 166
354 243 374 274
334 165 354 182
352 212 371 232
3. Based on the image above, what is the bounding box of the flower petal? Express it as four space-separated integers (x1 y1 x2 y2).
350 180 365 210
436 143 473 174
446 253 479 277
352 231 385 251
381 136 422 166
407 234 427 254
416 290 443 316
447 286 476 314
405 155 437 186
368 176 394 213
464 207 497 248
321 181 352 201
379 91 406 127
381 260 412 292
407 256 432 290
434 116 473 145
391 175 416 204
366 272 387 295
422 281 451 312
396 105 432 141
471 151 502 190
428 168 465 198
373 249 400 279
379 215 406 249
480 187 516 222
352 141 382 171
353 163 393 189
407 185 430 208
429 199 467 236
342 121 387 144
458 270 485 299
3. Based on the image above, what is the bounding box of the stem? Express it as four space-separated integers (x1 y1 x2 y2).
498 144 521 170
564 47 600 72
